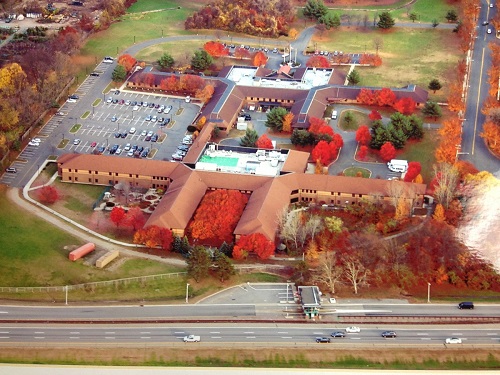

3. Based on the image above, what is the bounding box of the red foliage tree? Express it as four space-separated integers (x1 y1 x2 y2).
375 88 396 107
393 97 416 115
358 145 368 160
233 233 275 260
380 142 396 162
180 74 204 93
308 117 329 134
253 51 267 66
189 190 249 245
234 47 250 59
117 54 137 73
357 88 376 105
355 125 372 145
306 55 330 68
403 161 422 182
37 185 60 204
328 140 339 159
125 206 146 231
110 206 126 227
332 133 344 149
256 134 274 149
312 140 332 165
359 54 382 66
368 110 382 121
203 41 229 57
160 75 178 92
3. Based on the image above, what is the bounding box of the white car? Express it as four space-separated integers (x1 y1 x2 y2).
115 148 122 155
28 140 40 146
345 326 361 333
185 96 191 103
142 101 148 107
329 297 336 304
103 56 114 63
488 28 492 34
106 97 113 103
73 139 81 145
445 337 462 344
125 100 131 106
147 130 154 137
129 127 136 134
124 143 131 151
66 98 77 103
132 105 139 111
141 130 147 136
183 335 200 342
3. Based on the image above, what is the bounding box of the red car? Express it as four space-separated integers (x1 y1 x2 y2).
90 141 97 148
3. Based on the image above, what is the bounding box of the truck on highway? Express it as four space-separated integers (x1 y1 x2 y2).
183 335 200 342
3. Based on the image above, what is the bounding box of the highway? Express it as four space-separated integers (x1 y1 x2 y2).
0 323 498 345
0 301 499 321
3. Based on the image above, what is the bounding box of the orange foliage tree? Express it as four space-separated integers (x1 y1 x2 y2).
117 54 137 73
160 75 179 92
256 134 274 149
125 206 146 231
480 121 500 154
180 74 204 93
233 233 275 260
393 97 416 115
357 88 376 105
282 112 294 133
435 117 462 163
375 88 396 107
447 79 465 113
195 84 215 103
134 225 173 250
253 51 267 66
189 190 249 245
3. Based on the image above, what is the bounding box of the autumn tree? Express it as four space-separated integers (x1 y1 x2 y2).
306 55 330 68
435 117 462 164
37 185 60 204
134 226 173 250
375 88 396 107
312 140 333 165
368 110 382 121
253 51 267 67
380 142 396 162
342 254 370 294
195 84 215 103
403 161 421 182
256 134 274 149
125 206 146 231
357 88 376 105
234 47 251 60
357 145 368 160
204 41 229 57
110 206 126 227
117 54 137 73
233 233 275 260
432 163 459 208
433 203 446 222
355 125 372 145
187 246 211 282
282 112 294 133
481 121 500 154
393 97 416 115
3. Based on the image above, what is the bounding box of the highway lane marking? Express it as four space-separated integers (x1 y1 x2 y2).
34 337 45 339
211 337 222 339
104 337 115 339
420 338 431 340
0 332 9 334
472 47 486 155
174 332 185 334
417 333 429 335
70 332 80 334
278 332 288 334
0 312 8 314
487 333 498 335
34 332 45 334
140 337 151 339
246 336 256 339
140 332 151 334
313 332 324 335
0 336 9 339
210 332 220 334
69 337 79 339
105 332 115 334
281 337 293 339
244 332 254 334
350 337 361 340
452 333 463 336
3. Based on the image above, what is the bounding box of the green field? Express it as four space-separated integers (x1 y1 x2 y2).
392 0 459 23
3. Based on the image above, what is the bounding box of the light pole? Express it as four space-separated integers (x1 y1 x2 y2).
427 282 431 303
65 285 68 305
186 283 190 303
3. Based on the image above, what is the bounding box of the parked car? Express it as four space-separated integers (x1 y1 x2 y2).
73 139 81 145
145 115 152 121
95 146 105 155
315 337 331 343
164 105 172 114
120 132 128 138
127 150 134 157
171 153 183 161
345 327 361 333
112 99 118 104
330 332 345 338
178 145 190 152
445 337 462 344
90 72 99 77
90 141 97 148
5 167 17 173
147 130 154 137
115 148 122 155
158 117 165 123
114 132 121 138
244 114 252 121
151 115 157 122
125 100 131 106
142 101 148 107
66 97 77 103
185 96 191 103
151 134 158 142
381 331 397 338
124 143 131 151
149 102 155 108
145 135 151 142
106 97 113 103
132 105 139 111
111 115 117 122
129 127 136 134
141 130 147 136
103 56 114 63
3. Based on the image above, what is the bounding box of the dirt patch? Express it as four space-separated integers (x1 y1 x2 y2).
0 345 497 366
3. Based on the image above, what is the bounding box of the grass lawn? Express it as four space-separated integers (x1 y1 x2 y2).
344 167 371 178
338 109 369 131
136 41 204 63
391 0 459 24
397 129 439 183
312 28 461 102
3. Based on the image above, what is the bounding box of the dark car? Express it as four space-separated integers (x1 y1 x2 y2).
132 145 138 151
137 146 144 153
90 72 100 77
178 145 190 152
331 332 346 338
109 144 119 154
145 135 152 142
381 331 397 338
141 148 149 158
69 94 79 100
149 102 155 108
114 90 120 95
131 101 137 106
95 146 105 155
316 337 331 343
244 114 252 121
458 301 474 309
112 99 119 104
5 167 17 173
114 132 121 138
151 134 159 142
120 132 128 138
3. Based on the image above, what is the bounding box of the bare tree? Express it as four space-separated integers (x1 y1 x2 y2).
363 14 369 28
343 254 370 294
386 180 407 209
315 23 327 37
312 251 343 294
433 163 459 208
373 37 383 55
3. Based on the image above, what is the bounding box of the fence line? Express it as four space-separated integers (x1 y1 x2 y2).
0 272 187 293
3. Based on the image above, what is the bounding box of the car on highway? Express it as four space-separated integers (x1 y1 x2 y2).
381 331 397 338
345 326 361 333
183 335 200 342
5 167 17 173
445 337 462 344
330 332 345 338
73 139 81 145
315 337 331 343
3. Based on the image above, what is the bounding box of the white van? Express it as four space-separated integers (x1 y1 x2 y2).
387 159 408 173
331 110 338 120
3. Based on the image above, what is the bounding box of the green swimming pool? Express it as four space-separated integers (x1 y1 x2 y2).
199 155 239 167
